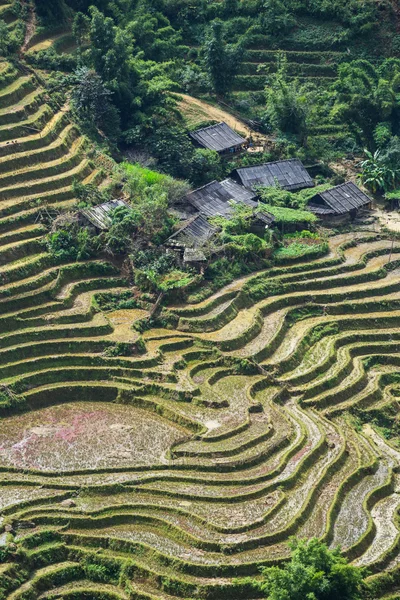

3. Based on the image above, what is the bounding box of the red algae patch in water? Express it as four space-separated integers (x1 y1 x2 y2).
0 402 189 472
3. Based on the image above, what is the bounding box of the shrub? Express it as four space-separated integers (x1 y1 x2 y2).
104 339 146 356
259 537 366 600
94 291 140 311
261 204 317 225
274 241 329 262
46 214 100 261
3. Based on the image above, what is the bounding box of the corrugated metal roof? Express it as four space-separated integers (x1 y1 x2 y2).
254 211 275 225
184 179 257 218
235 159 314 191
308 203 336 215
189 122 246 152
167 215 218 248
81 199 130 230
310 182 372 215
220 178 257 202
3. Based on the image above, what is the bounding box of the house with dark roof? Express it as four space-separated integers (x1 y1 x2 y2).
189 122 247 154
79 199 130 233
183 179 257 218
307 182 372 225
235 159 314 192
180 178 275 227
166 214 218 250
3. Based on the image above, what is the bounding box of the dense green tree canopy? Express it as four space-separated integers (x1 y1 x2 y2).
260 538 365 600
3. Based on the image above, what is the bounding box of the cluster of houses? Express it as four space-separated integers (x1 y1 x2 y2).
80 121 373 267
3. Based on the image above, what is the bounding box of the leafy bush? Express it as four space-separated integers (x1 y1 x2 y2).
27 48 77 71
261 204 317 225
258 184 331 210
273 241 328 262
46 215 100 261
94 291 140 311
359 148 399 193
259 537 366 600
104 339 146 356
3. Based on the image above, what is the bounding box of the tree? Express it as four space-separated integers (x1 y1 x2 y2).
265 55 310 144
88 6 133 83
260 0 296 36
34 0 68 22
72 11 90 51
190 148 222 187
71 67 121 140
332 58 400 148
260 538 365 600
203 19 244 96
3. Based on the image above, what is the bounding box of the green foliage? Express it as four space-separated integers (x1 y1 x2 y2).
94 290 140 311
212 202 255 235
27 47 77 71
222 233 271 262
203 19 244 95
260 0 296 36
132 248 186 293
34 0 69 23
260 537 365 600
190 148 222 187
273 241 329 262
258 184 331 210
104 339 146 356
46 216 100 261
265 55 310 144
359 148 400 193
332 59 400 148
73 180 109 208
0 386 26 412
105 206 137 255
261 204 317 225
0 19 24 55
71 66 121 140
121 162 190 204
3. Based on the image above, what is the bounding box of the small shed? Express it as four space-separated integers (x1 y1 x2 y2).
79 199 130 233
183 179 257 219
166 214 218 250
307 182 372 225
235 159 314 192
183 247 207 271
189 122 247 154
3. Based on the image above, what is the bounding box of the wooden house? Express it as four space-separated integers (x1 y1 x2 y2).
307 182 372 225
179 178 275 231
189 122 247 154
79 199 130 234
183 178 257 218
166 214 218 251
235 159 314 192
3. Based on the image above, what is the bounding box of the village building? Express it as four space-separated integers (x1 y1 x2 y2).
235 158 314 192
166 214 218 251
182 178 257 218
307 182 372 225
189 122 247 154
79 199 130 234
166 214 218 270
177 178 275 229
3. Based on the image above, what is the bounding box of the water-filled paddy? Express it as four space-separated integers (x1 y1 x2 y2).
0 401 189 472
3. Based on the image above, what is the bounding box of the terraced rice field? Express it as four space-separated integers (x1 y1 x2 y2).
2 59 400 599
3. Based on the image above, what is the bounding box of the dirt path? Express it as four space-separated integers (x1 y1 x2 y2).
177 93 271 149
21 1 37 54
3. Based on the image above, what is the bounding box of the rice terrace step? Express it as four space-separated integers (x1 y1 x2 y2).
0 0 400 597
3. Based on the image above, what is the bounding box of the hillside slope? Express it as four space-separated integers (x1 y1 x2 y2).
1 57 400 600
